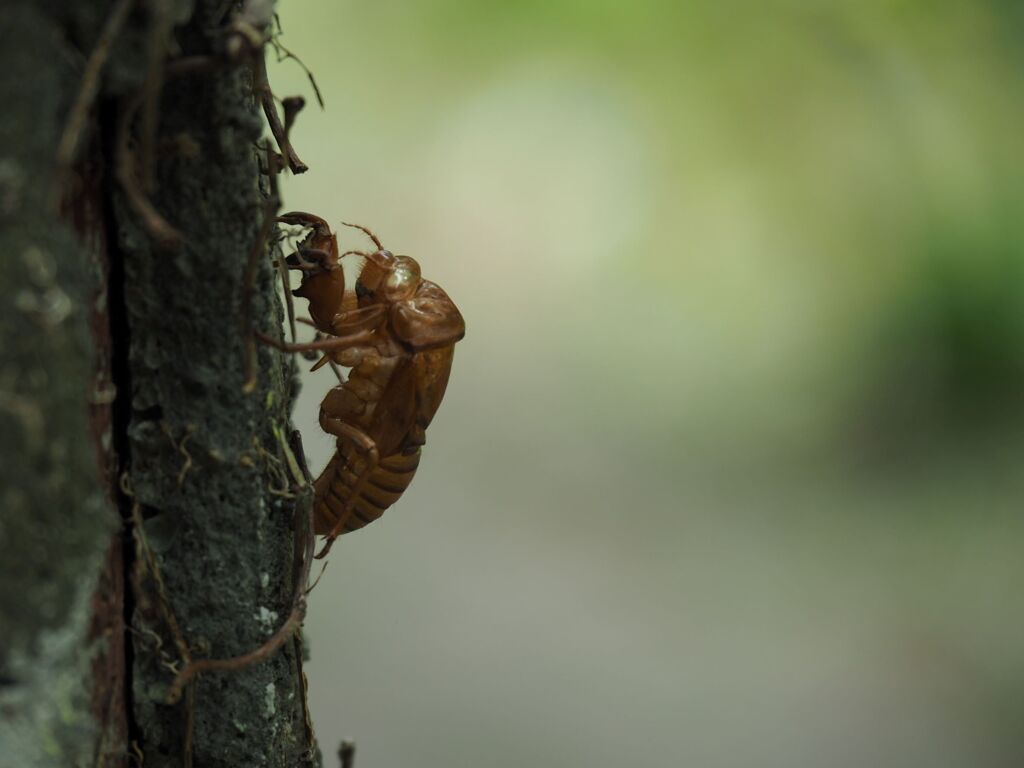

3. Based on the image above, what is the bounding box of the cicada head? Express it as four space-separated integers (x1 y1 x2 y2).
355 250 422 305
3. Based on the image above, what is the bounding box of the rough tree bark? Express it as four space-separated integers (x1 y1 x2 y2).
0 1 319 766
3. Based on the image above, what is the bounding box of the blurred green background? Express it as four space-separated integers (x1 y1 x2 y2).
269 2 1024 765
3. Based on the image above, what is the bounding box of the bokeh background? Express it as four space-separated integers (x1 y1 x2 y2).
269 2 1024 766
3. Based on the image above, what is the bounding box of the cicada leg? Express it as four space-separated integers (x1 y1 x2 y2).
255 329 374 354
277 211 331 231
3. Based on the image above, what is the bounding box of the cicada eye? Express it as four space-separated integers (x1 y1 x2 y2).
384 257 421 297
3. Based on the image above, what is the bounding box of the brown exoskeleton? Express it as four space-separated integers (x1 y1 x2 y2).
265 212 465 558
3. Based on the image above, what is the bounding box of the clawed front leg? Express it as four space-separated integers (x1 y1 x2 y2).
278 211 330 231
278 211 340 274
284 247 336 273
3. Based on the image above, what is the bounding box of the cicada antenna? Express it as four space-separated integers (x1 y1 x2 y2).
340 221 383 251
341 249 393 271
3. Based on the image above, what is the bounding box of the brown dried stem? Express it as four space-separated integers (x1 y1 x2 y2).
255 52 307 174
54 0 136 177
288 430 318 758
139 0 174 192
130 502 191 665
129 500 197 764
115 55 224 245
270 37 325 109
115 91 181 246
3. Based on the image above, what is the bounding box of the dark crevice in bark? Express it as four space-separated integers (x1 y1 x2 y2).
100 90 142 757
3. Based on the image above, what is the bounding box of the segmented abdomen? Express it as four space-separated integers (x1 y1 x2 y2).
313 446 421 536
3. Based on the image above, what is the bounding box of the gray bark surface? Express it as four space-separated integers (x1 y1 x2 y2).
0 4 120 766
0 2 320 766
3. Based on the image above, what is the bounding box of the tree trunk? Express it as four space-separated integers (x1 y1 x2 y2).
0 2 319 766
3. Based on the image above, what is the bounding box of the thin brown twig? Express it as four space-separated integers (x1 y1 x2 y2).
54 0 136 178
161 422 196 486
127 624 165 653
255 51 307 173
253 435 294 499
270 38 325 109
114 54 221 246
115 91 181 246
176 430 194 486
130 499 199 764
289 428 318 758
130 502 191 664
280 426 309 489
293 633 316 759
139 0 173 192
